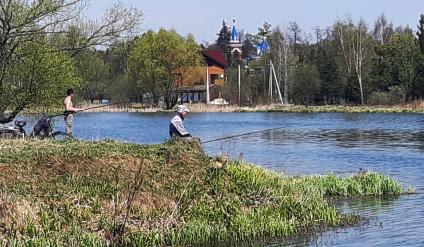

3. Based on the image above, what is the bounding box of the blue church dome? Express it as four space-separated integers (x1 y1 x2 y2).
231 18 239 42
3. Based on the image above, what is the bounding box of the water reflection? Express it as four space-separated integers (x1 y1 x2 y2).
262 195 409 247
313 194 424 247
252 129 424 151
342 113 364 122
333 195 401 215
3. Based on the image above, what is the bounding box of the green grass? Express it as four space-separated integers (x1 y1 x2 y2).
0 139 406 246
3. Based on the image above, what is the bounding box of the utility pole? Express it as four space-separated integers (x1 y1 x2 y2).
206 63 210 104
238 64 241 106
270 61 284 105
269 61 273 103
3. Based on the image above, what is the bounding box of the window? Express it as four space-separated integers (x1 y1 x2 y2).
210 74 219 84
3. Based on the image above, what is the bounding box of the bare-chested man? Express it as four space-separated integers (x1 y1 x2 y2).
64 88 82 136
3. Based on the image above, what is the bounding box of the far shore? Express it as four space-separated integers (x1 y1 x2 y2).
24 101 424 114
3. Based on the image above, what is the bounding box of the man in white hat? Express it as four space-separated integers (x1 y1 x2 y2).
169 105 191 138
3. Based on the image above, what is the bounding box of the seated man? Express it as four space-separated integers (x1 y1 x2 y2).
169 105 191 138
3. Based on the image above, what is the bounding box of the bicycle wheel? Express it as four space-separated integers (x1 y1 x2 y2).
0 129 17 139
51 131 73 141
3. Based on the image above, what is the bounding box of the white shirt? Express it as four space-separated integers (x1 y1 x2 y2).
170 114 189 136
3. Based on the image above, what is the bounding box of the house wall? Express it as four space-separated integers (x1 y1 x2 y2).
179 87 221 103
178 65 225 87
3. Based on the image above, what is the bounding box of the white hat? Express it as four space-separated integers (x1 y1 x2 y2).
177 105 190 113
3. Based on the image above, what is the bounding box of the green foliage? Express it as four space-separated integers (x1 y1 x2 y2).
129 29 202 108
39 13 423 108
76 51 110 101
0 0 142 120
223 60 273 105
241 33 259 59
303 172 403 196
367 87 404 105
292 63 321 105
370 33 422 101
223 14 423 106
305 39 344 104
417 14 424 54
2 43 81 110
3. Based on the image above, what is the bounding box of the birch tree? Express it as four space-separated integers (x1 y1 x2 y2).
334 18 375 104
352 19 375 104
269 26 295 104
372 14 394 46
334 18 354 83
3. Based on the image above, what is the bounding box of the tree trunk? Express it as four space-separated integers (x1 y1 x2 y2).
358 76 364 104
283 56 289 104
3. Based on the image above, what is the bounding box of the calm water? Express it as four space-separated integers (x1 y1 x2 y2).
19 112 424 246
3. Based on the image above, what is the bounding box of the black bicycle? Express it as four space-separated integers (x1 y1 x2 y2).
0 120 26 139
0 115 72 140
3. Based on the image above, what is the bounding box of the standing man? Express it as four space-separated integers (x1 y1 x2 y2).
169 105 191 138
64 88 82 136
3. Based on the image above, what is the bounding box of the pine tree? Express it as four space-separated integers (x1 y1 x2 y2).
416 15 424 97
216 20 231 60
417 14 424 54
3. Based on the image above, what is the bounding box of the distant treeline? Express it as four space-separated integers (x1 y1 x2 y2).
217 14 424 106
76 14 424 107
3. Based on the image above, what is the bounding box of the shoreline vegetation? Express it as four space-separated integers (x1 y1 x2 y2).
23 101 424 115
0 138 406 246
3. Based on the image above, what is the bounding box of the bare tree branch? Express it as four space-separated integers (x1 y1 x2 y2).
0 0 143 119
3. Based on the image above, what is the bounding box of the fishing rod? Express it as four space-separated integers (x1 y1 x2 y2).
49 94 167 118
48 100 133 118
202 127 285 144
80 99 134 112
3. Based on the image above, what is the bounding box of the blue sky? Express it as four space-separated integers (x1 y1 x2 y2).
88 0 423 43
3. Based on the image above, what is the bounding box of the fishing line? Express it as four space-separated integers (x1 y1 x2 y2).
202 127 285 144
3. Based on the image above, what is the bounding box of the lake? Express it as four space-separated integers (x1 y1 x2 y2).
20 112 424 246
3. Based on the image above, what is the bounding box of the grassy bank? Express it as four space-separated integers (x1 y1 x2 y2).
24 102 424 115
0 139 404 246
